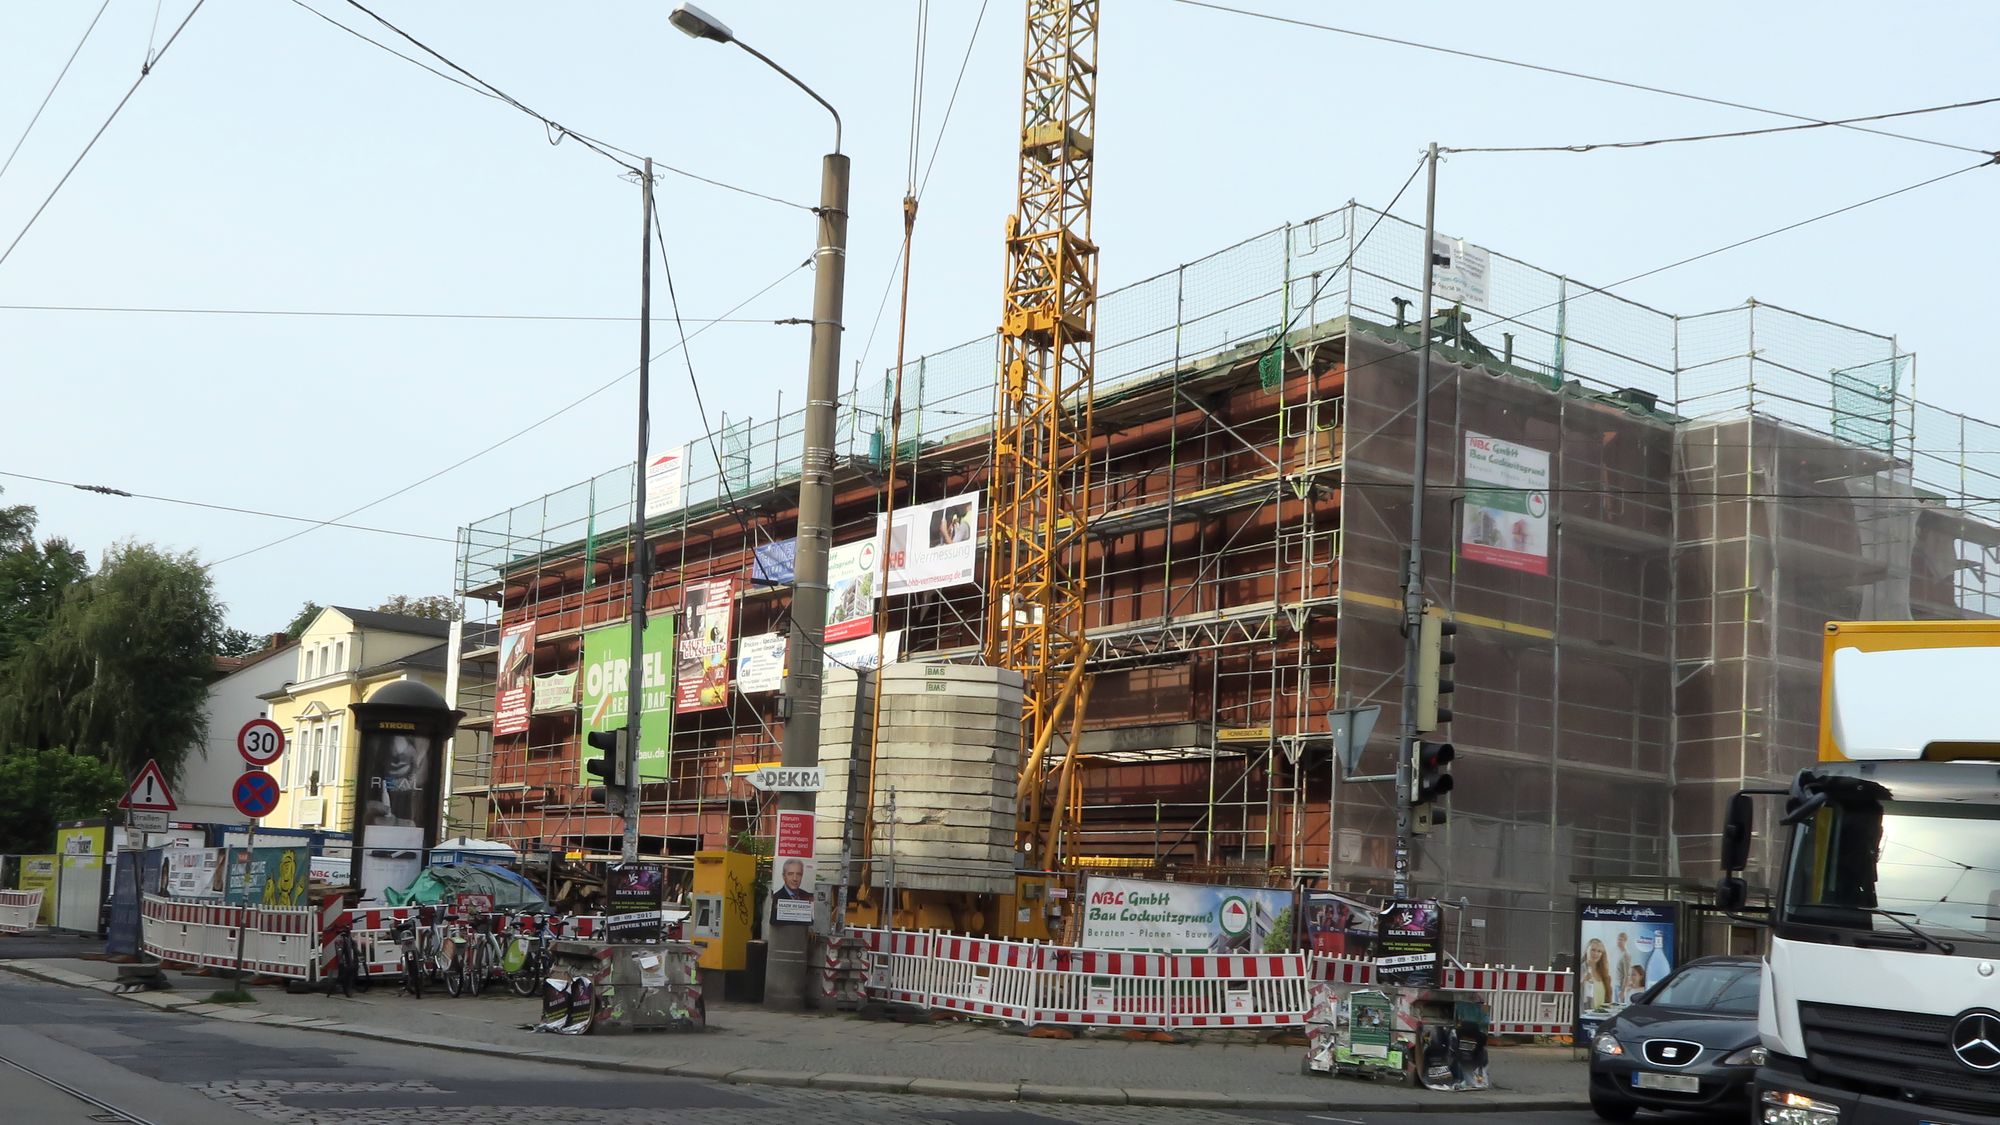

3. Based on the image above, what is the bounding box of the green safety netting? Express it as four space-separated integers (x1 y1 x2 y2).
382 862 549 912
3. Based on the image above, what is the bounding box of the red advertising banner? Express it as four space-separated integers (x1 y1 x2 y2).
493 620 535 737
675 577 736 713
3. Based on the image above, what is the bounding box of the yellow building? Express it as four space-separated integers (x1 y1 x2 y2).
259 607 457 835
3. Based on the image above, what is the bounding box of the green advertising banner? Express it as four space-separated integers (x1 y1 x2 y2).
580 617 676 781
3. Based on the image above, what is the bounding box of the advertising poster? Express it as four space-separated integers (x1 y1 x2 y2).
579 617 677 781
824 629 901 674
675 577 736 713
1577 900 1679 1043
532 670 577 713
1081 876 1294 953
353 715 445 906
1376 899 1443 986
19 855 57 923
642 445 687 520
1461 432 1550 575
166 848 224 898
824 535 881 644
882 494 980 596
735 633 787 694
1303 891 1380 959
493 620 535 737
1347 990 1395 1060
752 538 797 586
1429 233 1492 310
771 810 815 926
605 863 666 943
224 845 310 906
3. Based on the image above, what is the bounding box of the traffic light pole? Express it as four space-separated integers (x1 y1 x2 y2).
622 157 655 866
1395 142 1440 899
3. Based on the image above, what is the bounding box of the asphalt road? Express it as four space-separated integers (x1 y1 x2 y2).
0 971 1714 1124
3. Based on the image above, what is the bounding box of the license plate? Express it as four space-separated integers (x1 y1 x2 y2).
1633 1071 1700 1093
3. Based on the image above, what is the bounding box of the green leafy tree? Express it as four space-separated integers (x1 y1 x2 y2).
0 542 224 781
0 746 122 853
0 491 88 670
283 600 323 640
216 627 265 658
1265 905 1296 953
376 594 460 621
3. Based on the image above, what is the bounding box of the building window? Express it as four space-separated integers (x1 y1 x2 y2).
326 722 341 785
313 725 327 787
333 640 345 673
287 729 302 786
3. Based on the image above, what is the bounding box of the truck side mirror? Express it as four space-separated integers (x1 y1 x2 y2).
1715 875 1748 913
1720 792 1753 871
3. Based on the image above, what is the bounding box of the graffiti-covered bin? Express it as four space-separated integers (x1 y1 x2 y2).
537 940 704 1035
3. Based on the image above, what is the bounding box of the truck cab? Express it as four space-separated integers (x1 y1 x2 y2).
1722 621 2000 1124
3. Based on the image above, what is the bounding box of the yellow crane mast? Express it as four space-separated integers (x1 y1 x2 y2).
986 0 1100 875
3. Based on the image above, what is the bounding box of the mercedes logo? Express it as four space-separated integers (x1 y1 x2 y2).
1952 1011 2000 1071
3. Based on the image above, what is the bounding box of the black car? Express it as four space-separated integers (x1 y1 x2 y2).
1588 955 1765 1121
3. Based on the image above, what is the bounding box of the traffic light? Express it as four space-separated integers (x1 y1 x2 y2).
1411 739 1455 835
1415 605 1456 732
585 727 629 804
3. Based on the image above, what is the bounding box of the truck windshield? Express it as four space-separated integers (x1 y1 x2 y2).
1784 798 2000 945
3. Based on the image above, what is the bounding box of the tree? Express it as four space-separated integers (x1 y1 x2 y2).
0 543 224 781
216 627 265 658
283 600 323 640
0 491 88 670
377 594 460 621
0 747 122 853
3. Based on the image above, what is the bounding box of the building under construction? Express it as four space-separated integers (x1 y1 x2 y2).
448 201 2000 965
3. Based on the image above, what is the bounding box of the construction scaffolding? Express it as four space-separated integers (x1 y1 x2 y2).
454 200 2000 964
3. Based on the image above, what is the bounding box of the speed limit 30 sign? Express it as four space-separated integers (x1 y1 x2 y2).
237 717 287 767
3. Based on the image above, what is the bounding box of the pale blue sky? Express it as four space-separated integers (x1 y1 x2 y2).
3 1 1995 634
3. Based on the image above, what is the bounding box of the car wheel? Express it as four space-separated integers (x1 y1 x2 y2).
1589 1088 1637 1122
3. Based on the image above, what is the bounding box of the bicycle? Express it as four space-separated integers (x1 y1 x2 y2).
390 917 425 998
464 913 501 997
324 920 361 998
504 912 561 998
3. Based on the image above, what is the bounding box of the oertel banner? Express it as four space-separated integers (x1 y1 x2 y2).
1081 876 1295 954
580 617 676 782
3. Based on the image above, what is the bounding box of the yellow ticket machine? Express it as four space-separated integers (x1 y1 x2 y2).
689 850 755 971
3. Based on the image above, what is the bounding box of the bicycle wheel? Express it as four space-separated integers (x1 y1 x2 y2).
404 952 424 999
467 941 486 997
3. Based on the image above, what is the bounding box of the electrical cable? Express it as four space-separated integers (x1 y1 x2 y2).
0 0 206 272
1447 94 2000 157
0 0 114 186
283 0 499 102
0 302 781 325
1169 0 1995 158
0 469 454 545
202 257 811 570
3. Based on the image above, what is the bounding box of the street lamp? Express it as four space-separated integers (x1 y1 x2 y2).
671 2 848 1013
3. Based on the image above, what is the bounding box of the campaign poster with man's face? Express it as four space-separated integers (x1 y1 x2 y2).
772 810 815 926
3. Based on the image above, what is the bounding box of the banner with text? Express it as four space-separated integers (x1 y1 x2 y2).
532 670 577 713
1577 900 1679 1044
1081 876 1294 953
580 617 677 782
1461 432 1550 575
735 633 787 694
825 535 881 643
1375 899 1442 986
882 494 980 596
772 809 815 926
675 577 736 713
642 445 687 520
493 620 535 737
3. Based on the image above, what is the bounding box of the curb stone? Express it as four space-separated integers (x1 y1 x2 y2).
0 961 1593 1113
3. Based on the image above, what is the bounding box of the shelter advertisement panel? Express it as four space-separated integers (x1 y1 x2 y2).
642 444 687 519
735 633 787 694
579 617 676 781
882 494 980 596
353 720 445 905
493 620 535 736
824 535 880 643
1577 900 1679 1043
675 577 736 713
1461 432 1550 575
1081 876 1293 953
771 810 815 926
531 670 576 713
1375 899 1443 986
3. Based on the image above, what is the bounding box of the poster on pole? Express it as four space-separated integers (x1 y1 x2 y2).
1576 900 1680 1044
1461 432 1550 575
605 862 667 943
1303 891 1380 959
675 578 736 713
736 633 787 694
642 445 687 520
1430 233 1491 311
1375 899 1443 986
824 534 881 644
771 810 815 926
580 618 676 782
493 620 535 737
1081 876 1294 953
882 494 980 596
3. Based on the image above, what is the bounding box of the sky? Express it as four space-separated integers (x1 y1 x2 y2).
3 1 1995 636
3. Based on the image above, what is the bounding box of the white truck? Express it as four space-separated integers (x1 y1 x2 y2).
1719 620 2000 1125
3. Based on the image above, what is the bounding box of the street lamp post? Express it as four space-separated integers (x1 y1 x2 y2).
671 3 847 1011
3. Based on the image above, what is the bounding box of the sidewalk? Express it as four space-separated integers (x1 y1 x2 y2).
0 956 1587 1113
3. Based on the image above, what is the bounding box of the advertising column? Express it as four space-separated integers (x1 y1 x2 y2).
347 682 461 906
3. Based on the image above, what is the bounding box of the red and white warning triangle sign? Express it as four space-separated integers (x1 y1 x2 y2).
118 759 178 812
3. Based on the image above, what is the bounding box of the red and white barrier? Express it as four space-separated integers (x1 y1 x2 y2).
141 895 318 978
1309 955 1574 1035
0 888 44 934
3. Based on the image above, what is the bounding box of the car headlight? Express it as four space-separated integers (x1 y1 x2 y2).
1760 1087 1840 1125
1594 1032 1624 1057
1722 1045 1767 1067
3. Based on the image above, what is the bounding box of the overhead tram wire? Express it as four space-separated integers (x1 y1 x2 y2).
1169 0 1994 158
0 0 207 272
0 470 454 546
1444 94 2000 157
204 257 812 570
0 302 782 325
0 0 114 186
